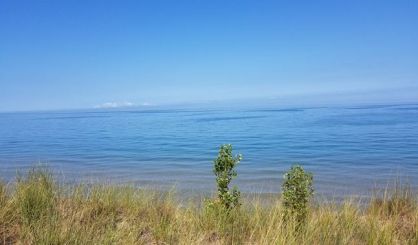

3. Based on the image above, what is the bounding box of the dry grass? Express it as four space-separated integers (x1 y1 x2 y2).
0 168 417 244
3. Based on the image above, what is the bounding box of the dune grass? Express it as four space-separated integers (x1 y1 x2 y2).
0 169 417 244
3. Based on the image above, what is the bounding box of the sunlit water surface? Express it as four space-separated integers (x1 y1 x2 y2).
1 104 418 199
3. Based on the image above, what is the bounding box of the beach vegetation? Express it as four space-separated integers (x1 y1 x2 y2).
0 168 416 244
209 144 242 210
282 165 314 227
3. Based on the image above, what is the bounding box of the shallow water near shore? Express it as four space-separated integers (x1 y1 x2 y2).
1 104 418 199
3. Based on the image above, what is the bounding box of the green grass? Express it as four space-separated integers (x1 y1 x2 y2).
1 169 417 244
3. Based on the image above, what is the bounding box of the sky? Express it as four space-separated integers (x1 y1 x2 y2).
0 0 418 111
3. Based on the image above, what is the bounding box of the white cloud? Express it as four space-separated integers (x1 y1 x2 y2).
94 101 154 109
139 102 153 106
94 101 135 109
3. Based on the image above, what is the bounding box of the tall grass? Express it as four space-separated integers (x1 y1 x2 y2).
0 169 417 244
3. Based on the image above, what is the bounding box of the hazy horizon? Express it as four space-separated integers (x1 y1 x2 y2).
1 86 418 113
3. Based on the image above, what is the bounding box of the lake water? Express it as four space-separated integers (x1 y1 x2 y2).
1 104 418 198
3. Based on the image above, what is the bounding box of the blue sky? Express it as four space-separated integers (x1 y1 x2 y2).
1 1 417 111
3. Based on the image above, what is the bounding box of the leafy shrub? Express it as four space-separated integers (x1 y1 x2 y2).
282 165 314 225
212 144 242 209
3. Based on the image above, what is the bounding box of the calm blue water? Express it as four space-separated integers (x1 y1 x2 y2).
1 104 418 198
